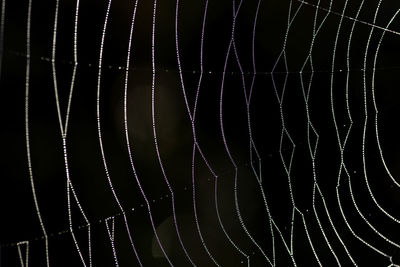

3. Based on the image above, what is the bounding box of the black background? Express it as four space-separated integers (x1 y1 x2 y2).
1 0 400 266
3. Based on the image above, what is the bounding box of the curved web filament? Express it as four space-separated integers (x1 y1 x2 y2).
326 0 360 265
96 0 143 265
176 3 221 266
50 0 92 266
124 0 172 265
175 0 239 265
269 2 315 266
371 9 400 188
230 0 279 265
175 0 250 266
326 0 399 263
217 0 277 265
337 0 391 261
295 0 334 265
271 1 321 265
296 0 349 265
362 0 400 226
24 0 50 266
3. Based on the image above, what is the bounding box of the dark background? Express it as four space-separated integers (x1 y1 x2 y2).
1 0 400 266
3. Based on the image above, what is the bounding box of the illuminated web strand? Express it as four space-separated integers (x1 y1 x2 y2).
338 0 366 248
123 0 173 265
330 0 397 263
96 0 143 266
230 1 279 265
246 0 264 204
244 1 262 184
192 85 250 266
247 0 260 103
362 0 400 226
341 167 392 260
269 3 311 265
175 0 250 265
17 241 29 267
178 1 247 264
348 166 400 251
190 148 220 267
175 0 196 123
179 0 247 264
340 165 395 262
298 0 398 264
347 0 400 257
190 61 251 266
271 1 313 266
325 0 360 265
230 43 268 266
271 13 294 260
334 0 389 259
192 74 250 266
276 7 330 264
190 135 257 265
228 4 274 264
191 8 250 261
24 0 50 266
269 218 297 265
50 1 92 266
371 8 400 189
135 0 199 265
295 0 400 37
269 0 338 264
228 0 270 263
105 217 119 267
149 1 183 266
218 0 275 265
231 0 280 264
64 142 92 267
347 168 399 263
294 0 347 265
301 0 347 264
50 0 79 136
52 0 72 138
213 173 250 267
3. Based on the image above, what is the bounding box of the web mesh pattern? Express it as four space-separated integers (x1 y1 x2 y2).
0 0 400 266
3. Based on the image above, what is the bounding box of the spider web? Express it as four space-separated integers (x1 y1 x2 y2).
0 0 400 266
